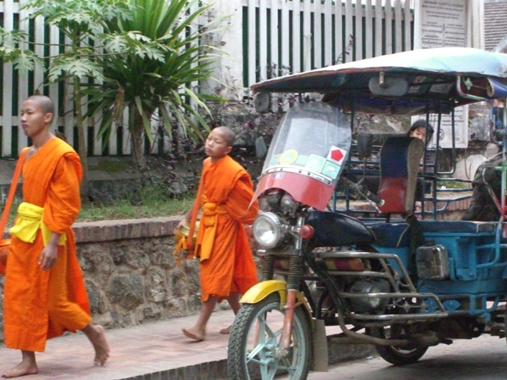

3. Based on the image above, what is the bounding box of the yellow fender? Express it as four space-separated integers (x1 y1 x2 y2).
241 280 327 370
241 280 288 304
240 280 314 328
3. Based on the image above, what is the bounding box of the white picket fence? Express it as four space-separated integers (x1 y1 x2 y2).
0 0 414 158
243 0 414 87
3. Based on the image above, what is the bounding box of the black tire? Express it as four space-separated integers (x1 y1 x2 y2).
227 293 312 380
369 326 428 365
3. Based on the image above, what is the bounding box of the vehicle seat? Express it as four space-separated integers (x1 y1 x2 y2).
376 136 425 278
377 136 425 217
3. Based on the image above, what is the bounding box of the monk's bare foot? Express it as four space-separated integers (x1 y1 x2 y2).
2 363 38 378
182 327 205 341
219 325 232 334
90 325 110 366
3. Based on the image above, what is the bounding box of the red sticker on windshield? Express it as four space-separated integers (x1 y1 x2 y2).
328 146 347 164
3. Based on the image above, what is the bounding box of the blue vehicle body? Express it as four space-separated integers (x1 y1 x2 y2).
227 48 507 379
250 47 507 319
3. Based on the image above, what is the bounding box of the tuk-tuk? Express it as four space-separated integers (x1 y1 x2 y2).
226 47 507 380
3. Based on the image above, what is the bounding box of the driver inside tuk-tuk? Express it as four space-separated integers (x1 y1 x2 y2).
407 120 434 203
407 119 434 143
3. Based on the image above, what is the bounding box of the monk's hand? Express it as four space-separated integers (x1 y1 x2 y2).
39 244 58 270
174 218 188 235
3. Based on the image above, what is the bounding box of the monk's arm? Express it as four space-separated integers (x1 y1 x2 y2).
226 173 259 224
174 205 194 233
44 156 81 234
38 157 79 270
39 232 61 270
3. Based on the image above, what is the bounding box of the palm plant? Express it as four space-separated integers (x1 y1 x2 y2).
4 0 135 194
87 0 225 172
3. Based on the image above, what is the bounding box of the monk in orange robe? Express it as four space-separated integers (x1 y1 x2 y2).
2 95 109 378
175 126 258 341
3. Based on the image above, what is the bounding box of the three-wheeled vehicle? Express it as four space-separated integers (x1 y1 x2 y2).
226 47 507 380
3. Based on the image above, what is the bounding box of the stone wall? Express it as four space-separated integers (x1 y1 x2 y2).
0 217 215 342
73 217 206 329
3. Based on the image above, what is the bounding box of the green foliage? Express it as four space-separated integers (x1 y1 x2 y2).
103 31 166 62
0 29 44 74
77 191 194 222
49 55 105 82
1 0 227 181
437 179 472 189
22 0 134 35
20 0 136 84
86 0 226 150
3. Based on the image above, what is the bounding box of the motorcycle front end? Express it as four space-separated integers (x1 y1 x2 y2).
227 102 351 380
226 214 315 380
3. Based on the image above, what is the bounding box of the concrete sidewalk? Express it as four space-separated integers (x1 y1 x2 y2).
0 310 374 380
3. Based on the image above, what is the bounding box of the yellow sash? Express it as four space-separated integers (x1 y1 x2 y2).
9 202 66 246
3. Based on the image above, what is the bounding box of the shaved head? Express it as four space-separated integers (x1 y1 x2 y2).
213 126 236 147
27 95 55 122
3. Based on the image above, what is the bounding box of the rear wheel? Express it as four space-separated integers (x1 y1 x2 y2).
368 325 428 365
227 293 312 380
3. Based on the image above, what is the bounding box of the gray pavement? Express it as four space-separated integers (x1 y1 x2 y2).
0 309 374 380
308 334 507 380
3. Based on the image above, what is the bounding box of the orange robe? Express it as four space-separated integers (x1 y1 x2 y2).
3 138 91 352
194 155 259 302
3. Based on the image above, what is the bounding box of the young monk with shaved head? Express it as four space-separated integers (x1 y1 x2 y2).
2 95 109 378
175 126 259 341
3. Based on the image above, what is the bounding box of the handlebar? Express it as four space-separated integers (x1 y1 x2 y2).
340 177 385 207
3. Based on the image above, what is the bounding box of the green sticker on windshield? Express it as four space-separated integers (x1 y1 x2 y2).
305 154 325 172
295 155 308 165
270 154 281 166
322 161 340 179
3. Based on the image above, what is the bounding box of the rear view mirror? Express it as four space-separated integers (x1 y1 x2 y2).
255 136 268 159
254 92 271 113
368 73 409 97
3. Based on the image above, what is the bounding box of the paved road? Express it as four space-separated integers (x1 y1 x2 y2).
308 335 507 380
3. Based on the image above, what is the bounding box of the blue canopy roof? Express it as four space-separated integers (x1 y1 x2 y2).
251 48 507 115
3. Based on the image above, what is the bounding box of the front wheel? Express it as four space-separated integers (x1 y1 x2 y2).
227 293 312 380
368 326 428 365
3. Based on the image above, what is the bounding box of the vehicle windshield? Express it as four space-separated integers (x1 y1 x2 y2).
262 102 352 187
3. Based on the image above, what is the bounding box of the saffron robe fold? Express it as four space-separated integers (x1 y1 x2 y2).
194 155 259 302
4 138 91 352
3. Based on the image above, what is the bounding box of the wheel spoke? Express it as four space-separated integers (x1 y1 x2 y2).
257 312 279 341
259 361 278 380
246 342 268 363
246 312 279 374
227 295 311 380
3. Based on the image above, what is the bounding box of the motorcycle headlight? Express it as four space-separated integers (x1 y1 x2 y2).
253 212 282 249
